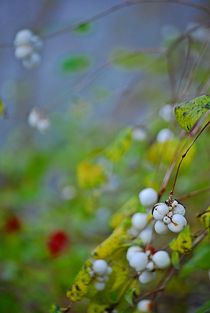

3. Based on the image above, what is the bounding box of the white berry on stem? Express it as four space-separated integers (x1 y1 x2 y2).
139 188 158 207
152 251 170 269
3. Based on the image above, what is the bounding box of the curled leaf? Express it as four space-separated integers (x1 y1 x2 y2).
174 95 210 132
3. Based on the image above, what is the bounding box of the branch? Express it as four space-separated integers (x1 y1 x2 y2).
177 186 210 201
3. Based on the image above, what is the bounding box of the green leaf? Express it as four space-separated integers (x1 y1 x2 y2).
74 22 91 33
174 95 210 132
62 55 90 73
49 305 62 313
169 226 192 254
195 300 210 313
171 251 180 269
105 128 133 162
0 98 6 116
111 49 152 70
181 243 210 277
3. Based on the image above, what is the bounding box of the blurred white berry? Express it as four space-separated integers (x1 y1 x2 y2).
126 246 142 261
153 203 169 220
137 299 152 312
14 29 33 45
139 188 158 207
28 108 39 127
159 104 174 121
168 214 187 233
139 228 153 245
22 52 41 69
93 259 108 275
156 128 174 143
146 261 155 271
15 45 33 59
14 29 42 69
131 213 148 231
152 251 170 269
61 185 76 200
129 252 148 271
154 220 168 234
36 117 50 132
132 127 147 141
94 281 106 291
128 226 140 238
139 270 156 284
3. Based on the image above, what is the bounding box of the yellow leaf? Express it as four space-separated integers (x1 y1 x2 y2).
198 206 210 230
109 197 140 229
147 140 195 166
169 226 192 254
92 226 128 259
67 260 93 302
77 161 107 188
105 128 132 162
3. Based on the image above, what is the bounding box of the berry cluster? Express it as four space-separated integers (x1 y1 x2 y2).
128 213 153 245
90 259 112 291
28 108 50 132
153 200 187 234
14 29 42 68
126 245 170 284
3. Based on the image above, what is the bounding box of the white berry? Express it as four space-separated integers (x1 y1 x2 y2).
173 203 185 215
137 299 152 312
94 281 105 291
139 228 153 245
14 29 33 45
139 270 156 284
163 216 171 224
129 252 148 271
93 259 108 275
154 220 168 234
146 261 155 271
126 246 142 261
139 188 158 207
153 203 169 220
168 214 187 233
156 128 174 142
131 213 148 231
152 251 170 269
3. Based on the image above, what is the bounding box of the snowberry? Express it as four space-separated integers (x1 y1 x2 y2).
159 104 173 121
131 213 148 230
14 29 42 69
154 220 168 234
168 214 187 233
132 127 147 141
129 252 148 271
153 203 169 220
163 216 171 224
14 29 33 45
139 270 156 284
139 188 158 207
156 128 174 142
94 281 105 291
139 228 153 245
173 203 185 215
126 246 142 261
137 299 152 312
93 259 108 275
152 251 170 269
146 261 155 271
128 226 140 238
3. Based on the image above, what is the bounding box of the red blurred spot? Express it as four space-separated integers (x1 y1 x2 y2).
47 230 69 257
4 215 22 233
145 244 157 255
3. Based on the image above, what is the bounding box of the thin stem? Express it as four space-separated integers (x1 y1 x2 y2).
178 186 210 201
171 120 210 196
